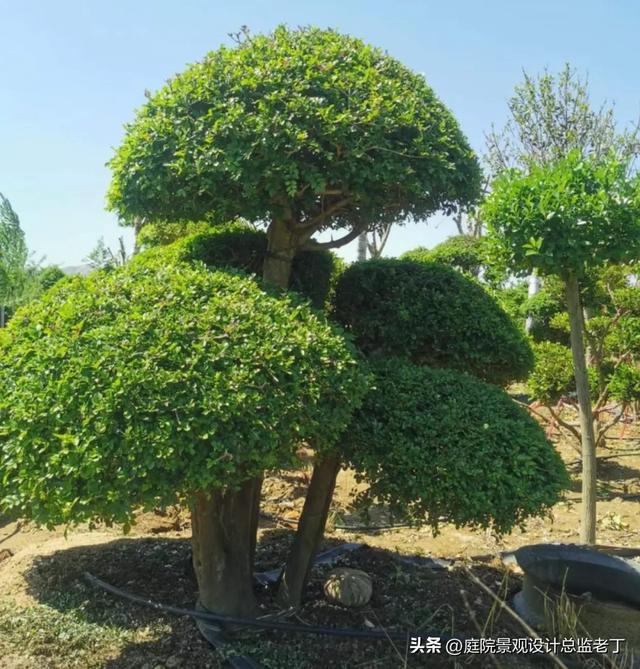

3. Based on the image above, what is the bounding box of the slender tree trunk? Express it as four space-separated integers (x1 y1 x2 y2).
525 271 540 333
0 305 5 328
277 453 341 607
564 275 597 544
357 233 367 262
191 484 258 617
132 217 144 257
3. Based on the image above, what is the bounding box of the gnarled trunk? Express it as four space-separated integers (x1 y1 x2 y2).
191 484 258 617
564 274 597 544
277 453 341 607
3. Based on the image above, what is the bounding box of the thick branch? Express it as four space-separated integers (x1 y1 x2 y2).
298 197 353 231
301 225 365 251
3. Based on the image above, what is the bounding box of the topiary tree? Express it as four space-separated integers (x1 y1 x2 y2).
107 25 481 577
482 150 640 543
0 261 369 616
277 258 543 606
344 360 568 534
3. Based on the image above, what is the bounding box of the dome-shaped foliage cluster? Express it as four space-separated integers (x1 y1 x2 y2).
136 221 213 249
0 262 369 527
344 360 569 535
107 26 481 228
332 259 533 385
402 235 487 277
131 221 344 310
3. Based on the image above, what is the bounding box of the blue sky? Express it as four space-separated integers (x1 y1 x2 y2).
1 0 639 266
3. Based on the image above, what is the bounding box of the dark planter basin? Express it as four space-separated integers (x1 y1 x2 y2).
512 543 640 660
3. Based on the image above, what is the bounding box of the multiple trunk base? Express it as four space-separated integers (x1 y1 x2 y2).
191 454 340 617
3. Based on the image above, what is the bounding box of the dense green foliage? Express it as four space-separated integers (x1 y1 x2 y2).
107 26 481 230
131 221 344 310
137 221 213 249
2 265 68 324
36 266 66 291
527 341 576 404
525 270 640 406
343 360 568 534
483 151 640 279
523 286 568 344
332 259 533 385
0 262 369 527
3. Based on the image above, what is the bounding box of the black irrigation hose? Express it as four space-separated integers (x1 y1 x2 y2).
84 572 456 642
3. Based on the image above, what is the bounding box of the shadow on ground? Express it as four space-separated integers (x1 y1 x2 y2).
19 529 547 668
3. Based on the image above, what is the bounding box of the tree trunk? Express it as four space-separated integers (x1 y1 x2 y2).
525 271 540 333
357 233 367 262
564 275 597 544
0 305 5 328
263 218 296 289
277 453 341 607
191 484 258 617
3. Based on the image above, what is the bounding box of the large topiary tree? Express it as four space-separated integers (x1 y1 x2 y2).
482 151 640 543
0 261 369 616
106 24 481 592
277 258 553 606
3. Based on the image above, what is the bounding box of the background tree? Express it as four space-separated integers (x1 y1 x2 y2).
524 265 640 452
106 24 481 610
85 236 129 269
485 63 640 330
357 224 392 262
0 194 28 327
482 151 640 544
277 258 539 606
0 260 368 616
485 63 640 176
402 236 489 280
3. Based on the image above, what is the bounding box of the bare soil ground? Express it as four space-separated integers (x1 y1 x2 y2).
0 416 639 668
